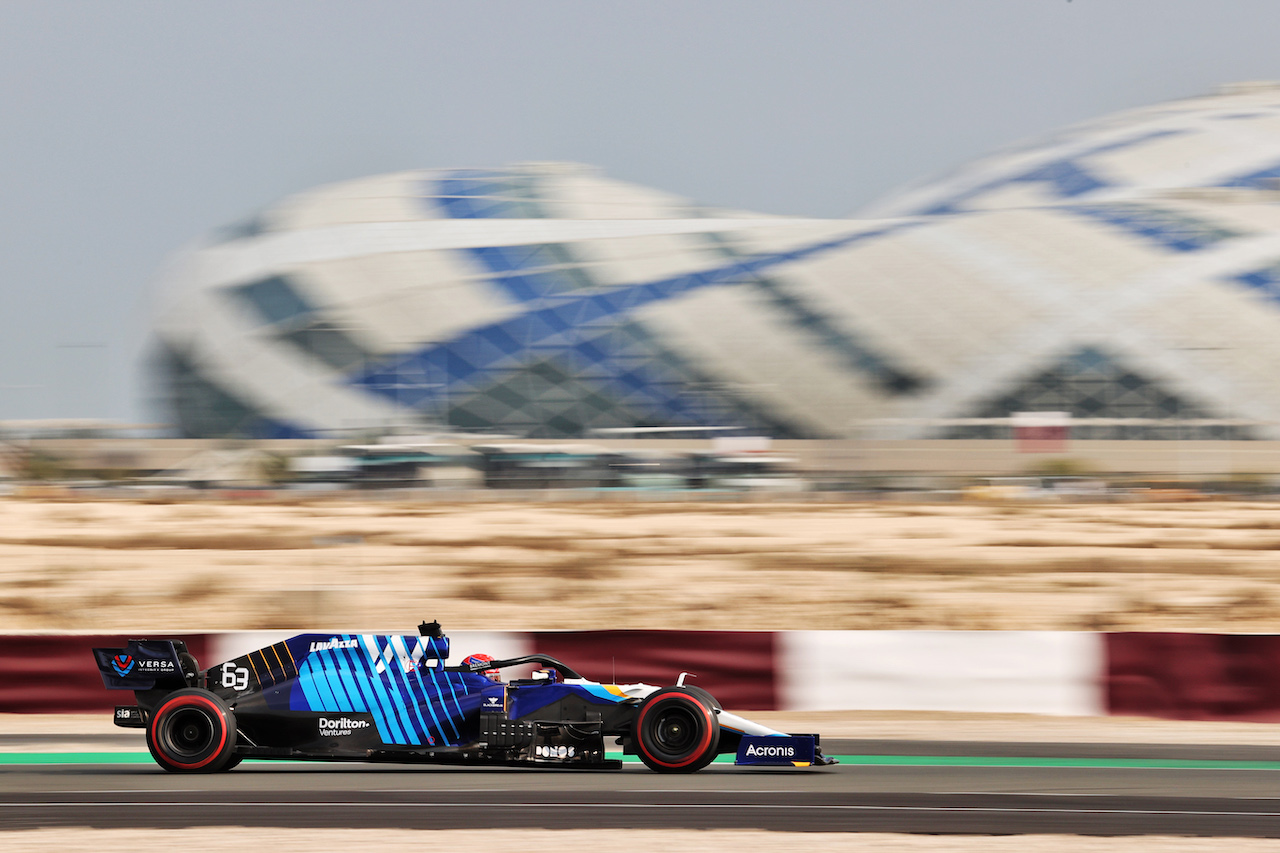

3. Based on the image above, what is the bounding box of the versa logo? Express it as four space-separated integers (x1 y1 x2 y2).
134 659 175 672
111 654 135 677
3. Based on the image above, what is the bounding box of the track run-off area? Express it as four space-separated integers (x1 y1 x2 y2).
8 739 1280 836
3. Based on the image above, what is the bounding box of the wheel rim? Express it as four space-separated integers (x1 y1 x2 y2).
161 707 216 759
653 707 698 755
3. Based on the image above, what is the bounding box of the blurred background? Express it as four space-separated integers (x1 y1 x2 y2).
9 1 1280 754
6 3 1280 497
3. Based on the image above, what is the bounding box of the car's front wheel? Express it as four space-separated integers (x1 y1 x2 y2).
634 687 720 773
146 688 238 773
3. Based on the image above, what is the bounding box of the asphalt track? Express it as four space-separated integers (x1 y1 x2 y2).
7 737 1280 835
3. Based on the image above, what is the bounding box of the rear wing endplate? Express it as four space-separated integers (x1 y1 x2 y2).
91 640 186 690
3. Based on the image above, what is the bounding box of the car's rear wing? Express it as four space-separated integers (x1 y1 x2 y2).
91 639 190 690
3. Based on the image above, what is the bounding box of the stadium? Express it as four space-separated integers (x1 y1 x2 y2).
153 83 1280 443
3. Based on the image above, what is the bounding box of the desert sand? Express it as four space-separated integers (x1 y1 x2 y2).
1 495 1279 633
5 828 1280 853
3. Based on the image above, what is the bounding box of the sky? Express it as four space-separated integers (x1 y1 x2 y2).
3 0 1280 423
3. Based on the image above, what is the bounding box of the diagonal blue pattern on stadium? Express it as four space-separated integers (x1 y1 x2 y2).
1062 203 1244 253
1217 158 1280 189
692 227 929 395
1234 262 1280 304
346 173 919 428
916 129 1185 216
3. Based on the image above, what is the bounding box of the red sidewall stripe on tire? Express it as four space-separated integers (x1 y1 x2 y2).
636 693 715 769
153 694 228 770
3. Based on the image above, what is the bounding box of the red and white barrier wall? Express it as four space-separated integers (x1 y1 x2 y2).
0 634 212 714
777 631 1103 716
4 630 1280 721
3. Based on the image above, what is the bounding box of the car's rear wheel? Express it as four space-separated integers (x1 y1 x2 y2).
146 688 237 773
635 687 720 773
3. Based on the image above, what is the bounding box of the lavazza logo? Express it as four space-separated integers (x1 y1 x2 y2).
745 743 795 758
319 717 370 737
310 637 360 653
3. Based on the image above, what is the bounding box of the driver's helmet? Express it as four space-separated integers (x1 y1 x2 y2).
462 653 501 682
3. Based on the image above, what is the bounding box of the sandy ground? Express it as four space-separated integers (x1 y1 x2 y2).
8 829 1280 853
3 496 1280 633
7 829 1280 853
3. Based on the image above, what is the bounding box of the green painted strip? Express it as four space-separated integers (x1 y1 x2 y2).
7 751 1280 770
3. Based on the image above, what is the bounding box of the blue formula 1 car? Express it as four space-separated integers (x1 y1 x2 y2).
92 621 834 773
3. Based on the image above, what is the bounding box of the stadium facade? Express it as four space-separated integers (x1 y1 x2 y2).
154 83 1280 441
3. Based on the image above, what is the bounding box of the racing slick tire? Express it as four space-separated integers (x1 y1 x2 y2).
680 684 722 712
634 687 720 773
146 688 238 773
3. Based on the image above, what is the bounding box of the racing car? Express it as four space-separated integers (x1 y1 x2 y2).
92 620 834 773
